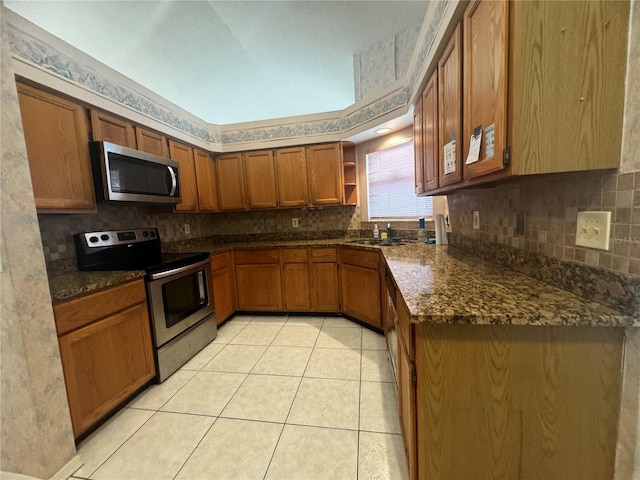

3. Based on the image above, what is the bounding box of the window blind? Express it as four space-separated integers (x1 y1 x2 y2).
366 140 433 219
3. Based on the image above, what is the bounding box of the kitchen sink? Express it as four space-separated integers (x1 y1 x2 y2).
346 239 407 247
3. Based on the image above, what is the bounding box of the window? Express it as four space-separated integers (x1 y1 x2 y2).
366 140 433 219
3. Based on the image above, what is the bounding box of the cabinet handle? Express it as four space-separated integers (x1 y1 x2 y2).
167 166 177 196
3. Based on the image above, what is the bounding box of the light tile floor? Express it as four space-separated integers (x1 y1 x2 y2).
70 314 408 480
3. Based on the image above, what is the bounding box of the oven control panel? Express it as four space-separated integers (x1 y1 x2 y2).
80 228 159 248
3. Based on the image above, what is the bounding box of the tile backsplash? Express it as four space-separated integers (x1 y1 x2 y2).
447 170 640 276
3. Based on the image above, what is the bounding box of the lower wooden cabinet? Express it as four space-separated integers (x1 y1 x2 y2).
53 279 155 438
339 248 382 329
211 251 236 324
281 249 311 311
235 249 283 311
310 248 340 311
398 334 417 480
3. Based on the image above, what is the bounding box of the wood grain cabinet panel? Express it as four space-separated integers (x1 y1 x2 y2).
169 140 199 212
194 149 219 212
211 252 235 324
438 23 463 188
90 109 136 148
421 71 439 192
16 82 96 213
282 262 311 311
244 150 278 209
416 324 623 480
216 153 247 211
340 264 381 328
398 335 417 480
54 279 155 438
310 260 340 312
135 127 169 157
413 96 424 195
235 249 282 310
307 143 343 205
275 147 309 207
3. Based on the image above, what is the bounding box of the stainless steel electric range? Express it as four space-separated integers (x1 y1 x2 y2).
74 228 217 382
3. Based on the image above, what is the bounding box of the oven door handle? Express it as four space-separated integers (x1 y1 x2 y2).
147 257 211 280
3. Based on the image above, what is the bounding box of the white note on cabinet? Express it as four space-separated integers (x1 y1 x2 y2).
443 140 456 175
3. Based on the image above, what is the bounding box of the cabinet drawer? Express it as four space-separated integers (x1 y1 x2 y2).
339 248 380 269
281 248 309 263
53 279 146 335
311 247 337 262
234 249 280 265
211 251 232 270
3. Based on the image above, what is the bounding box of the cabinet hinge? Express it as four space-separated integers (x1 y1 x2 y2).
411 364 417 387
503 146 511 167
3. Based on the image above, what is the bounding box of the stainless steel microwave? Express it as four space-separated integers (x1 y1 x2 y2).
90 141 181 204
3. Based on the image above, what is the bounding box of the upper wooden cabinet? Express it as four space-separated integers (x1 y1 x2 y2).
342 142 357 206
438 23 463 188
244 150 278 209
307 143 344 205
169 140 199 212
194 149 219 212
90 110 136 148
216 153 247 211
135 127 169 157
413 96 424 195
16 83 96 213
416 0 629 194
422 71 439 192
275 147 309 207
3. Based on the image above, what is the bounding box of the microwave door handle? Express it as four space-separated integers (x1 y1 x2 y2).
167 166 177 196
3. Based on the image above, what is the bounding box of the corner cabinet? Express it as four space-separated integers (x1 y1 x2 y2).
169 140 199 212
339 248 382 329
17 82 96 213
53 279 155 438
211 251 236 323
194 149 219 212
342 142 357 205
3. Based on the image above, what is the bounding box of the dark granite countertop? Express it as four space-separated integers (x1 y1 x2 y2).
48 239 637 326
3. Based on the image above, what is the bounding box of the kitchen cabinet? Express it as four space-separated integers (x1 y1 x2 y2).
421 71 439 193
194 148 219 212
416 323 623 480
413 96 424 195
310 248 340 311
53 279 155 438
135 127 169 157
216 153 247 211
342 142 357 206
169 140 199 212
396 296 416 480
307 143 343 205
244 150 278 209
339 248 382 329
16 82 96 213
281 249 311 311
275 147 309 207
90 109 136 148
211 251 236 324
438 23 463 188
234 249 283 310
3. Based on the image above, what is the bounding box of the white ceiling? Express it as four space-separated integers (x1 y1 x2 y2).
6 1 429 125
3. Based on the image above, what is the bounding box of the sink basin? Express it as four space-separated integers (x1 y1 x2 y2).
346 239 407 247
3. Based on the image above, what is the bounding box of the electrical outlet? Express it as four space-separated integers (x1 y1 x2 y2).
575 211 611 250
473 211 480 230
183 224 190 235
292 218 299 228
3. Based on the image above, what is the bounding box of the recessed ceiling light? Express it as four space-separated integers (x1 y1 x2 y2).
375 128 391 134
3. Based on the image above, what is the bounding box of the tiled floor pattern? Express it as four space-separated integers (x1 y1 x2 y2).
70 315 408 480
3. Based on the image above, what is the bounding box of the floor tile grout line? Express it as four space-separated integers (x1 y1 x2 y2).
171 415 220 480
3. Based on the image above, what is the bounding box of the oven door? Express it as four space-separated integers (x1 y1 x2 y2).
146 257 215 347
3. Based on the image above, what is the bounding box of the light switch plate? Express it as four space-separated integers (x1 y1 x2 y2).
473 211 480 230
575 211 611 250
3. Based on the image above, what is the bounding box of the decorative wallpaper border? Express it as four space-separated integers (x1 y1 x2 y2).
6 3 447 148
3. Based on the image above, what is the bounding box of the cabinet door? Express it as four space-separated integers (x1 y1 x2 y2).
398 336 417 480
438 24 463 187
216 153 247 210
282 263 311 310
235 265 282 310
17 83 95 212
340 264 381 328
58 302 155 437
422 71 439 192
169 140 198 212
275 147 309 207
211 252 235 324
463 0 509 180
90 110 136 148
307 143 343 205
194 149 219 212
310 262 340 311
244 150 278 209
135 127 169 157
414 96 424 195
